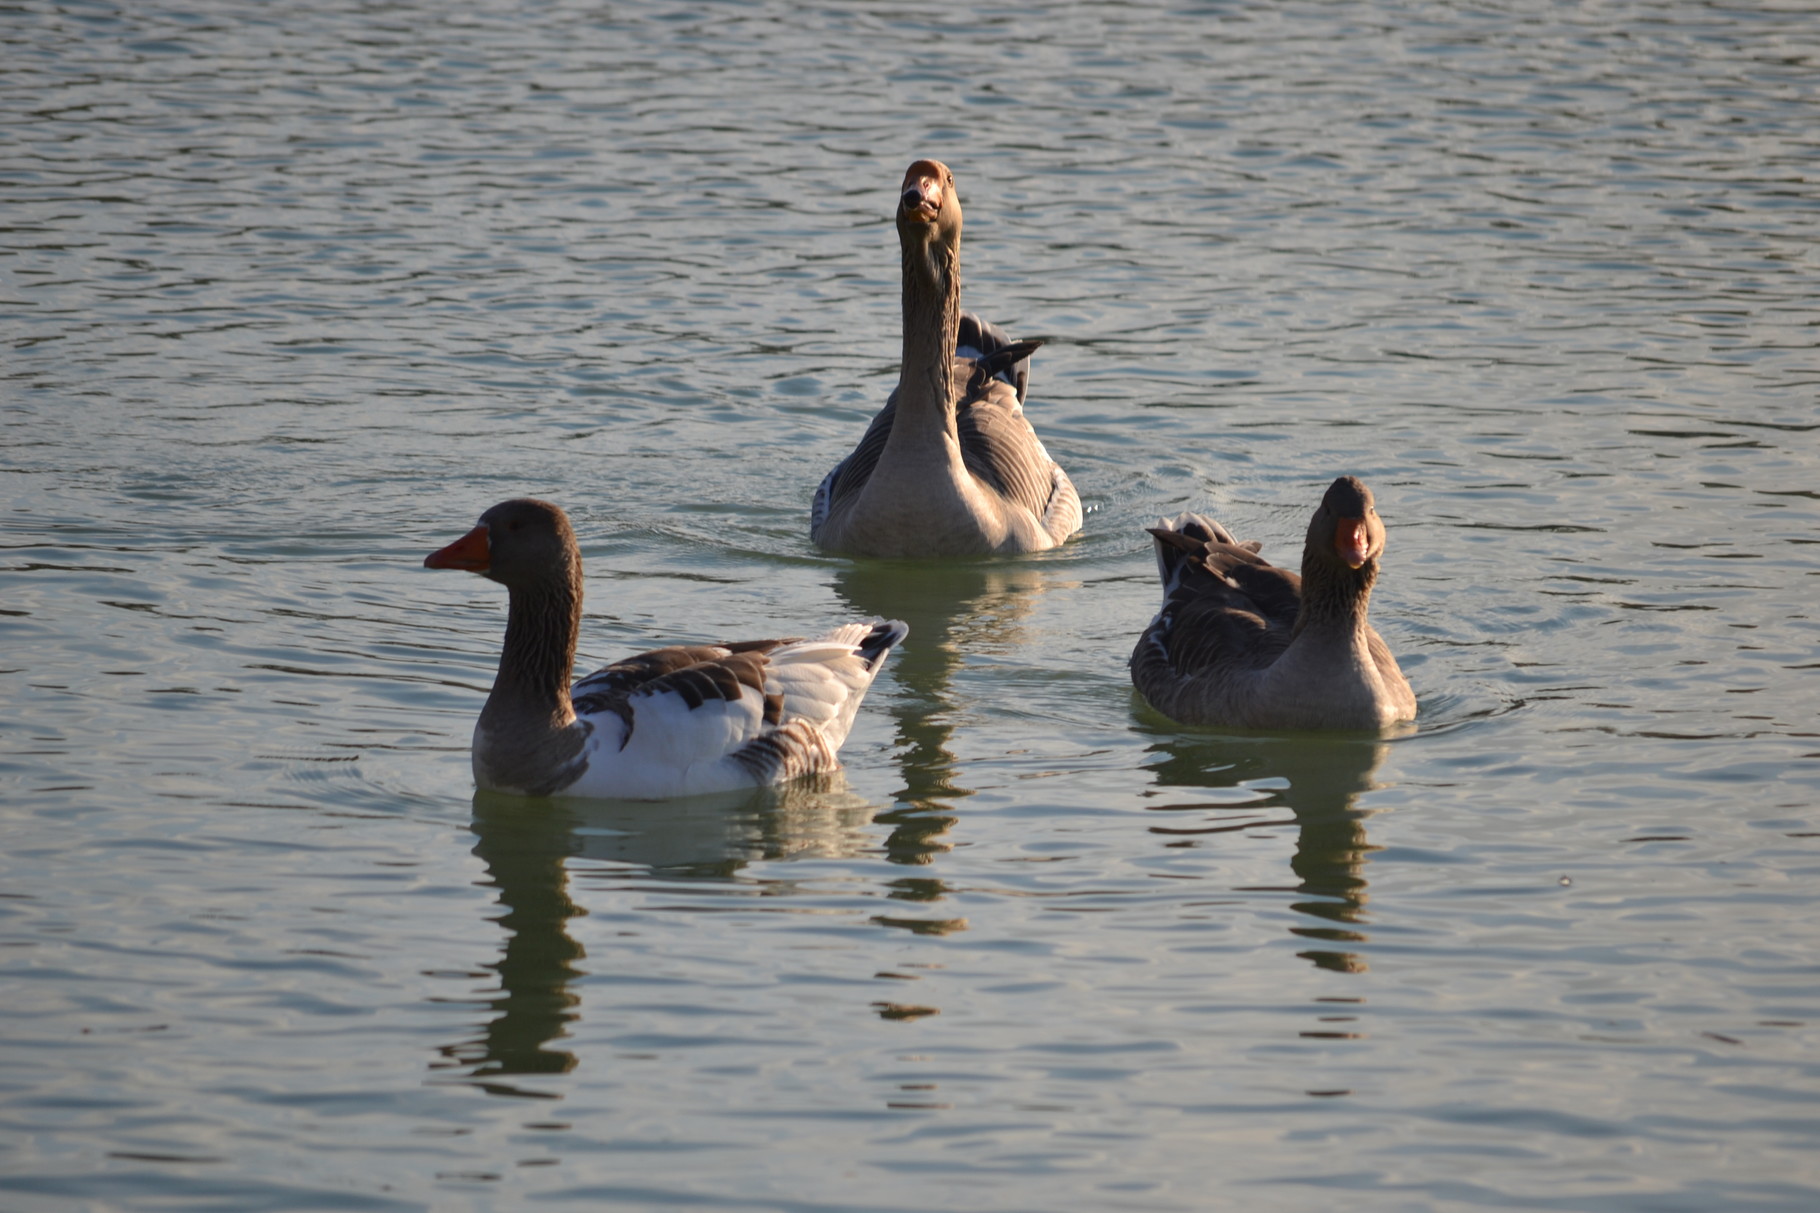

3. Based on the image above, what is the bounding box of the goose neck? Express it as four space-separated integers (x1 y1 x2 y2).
896 236 961 436
484 574 581 731
1291 557 1375 644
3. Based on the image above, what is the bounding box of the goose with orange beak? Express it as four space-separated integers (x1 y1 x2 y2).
1130 476 1415 731
426 498 906 799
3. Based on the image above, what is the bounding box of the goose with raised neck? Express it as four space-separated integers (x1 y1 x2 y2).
426 498 907 799
1130 476 1416 731
811 158 1082 557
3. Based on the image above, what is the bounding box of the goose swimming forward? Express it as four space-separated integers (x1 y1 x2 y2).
426 498 907 799
811 159 1082 557
1130 477 1416 732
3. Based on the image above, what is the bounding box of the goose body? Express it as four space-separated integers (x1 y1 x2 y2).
1130 477 1415 732
427 499 906 800
811 159 1081 557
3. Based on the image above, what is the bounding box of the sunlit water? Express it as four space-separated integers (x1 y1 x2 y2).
4 1 1818 1209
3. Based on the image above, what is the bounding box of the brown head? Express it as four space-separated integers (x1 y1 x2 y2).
897 158 962 280
424 499 588 777
1306 475 1387 574
898 158 958 228
424 497 581 594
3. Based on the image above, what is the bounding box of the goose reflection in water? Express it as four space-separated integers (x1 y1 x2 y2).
832 559 1050 882
1141 731 1391 973
435 781 873 1096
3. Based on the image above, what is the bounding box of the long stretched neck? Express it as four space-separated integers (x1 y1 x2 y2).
1292 549 1374 643
893 234 961 444
484 569 581 731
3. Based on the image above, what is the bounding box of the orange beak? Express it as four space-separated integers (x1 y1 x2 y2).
424 524 490 572
1333 518 1370 569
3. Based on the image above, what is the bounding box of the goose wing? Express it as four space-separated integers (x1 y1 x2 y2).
811 312 1080 545
1132 514 1300 687
812 398 894 539
955 377 1079 537
568 622 906 795
954 314 1081 541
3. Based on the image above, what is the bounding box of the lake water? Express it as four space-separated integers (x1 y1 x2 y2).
4 1 1818 1209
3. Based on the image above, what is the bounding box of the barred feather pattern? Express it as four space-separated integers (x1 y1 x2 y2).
1131 513 1299 720
558 620 909 799
571 641 791 744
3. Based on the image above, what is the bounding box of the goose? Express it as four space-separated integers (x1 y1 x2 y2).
811 158 1082 557
1130 476 1416 732
425 498 907 799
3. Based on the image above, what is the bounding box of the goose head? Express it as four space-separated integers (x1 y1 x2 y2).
897 158 961 282
425 498 580 593
1308 476 1387 574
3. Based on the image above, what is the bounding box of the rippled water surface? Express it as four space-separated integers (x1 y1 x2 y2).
5 1 1819 1209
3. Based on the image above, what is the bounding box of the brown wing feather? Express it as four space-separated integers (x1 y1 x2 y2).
813 395 896 532
814 312 1069 538
955 373 1065 524
1132 522 1301 690
570 640 794 727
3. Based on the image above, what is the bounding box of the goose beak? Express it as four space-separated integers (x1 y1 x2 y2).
1333 518 1370 569
900 176 942 224
425 524 490 572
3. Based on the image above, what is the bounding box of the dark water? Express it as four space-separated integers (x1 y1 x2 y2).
4 1 1818 1209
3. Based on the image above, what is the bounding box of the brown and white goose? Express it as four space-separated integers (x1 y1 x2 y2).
811 159 1082 557
426 499 907 799
1130 477 1416 732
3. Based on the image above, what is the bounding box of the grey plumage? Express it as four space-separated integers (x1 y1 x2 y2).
813 312 1058 537
810 159 1082 556
1131 478 1416 732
